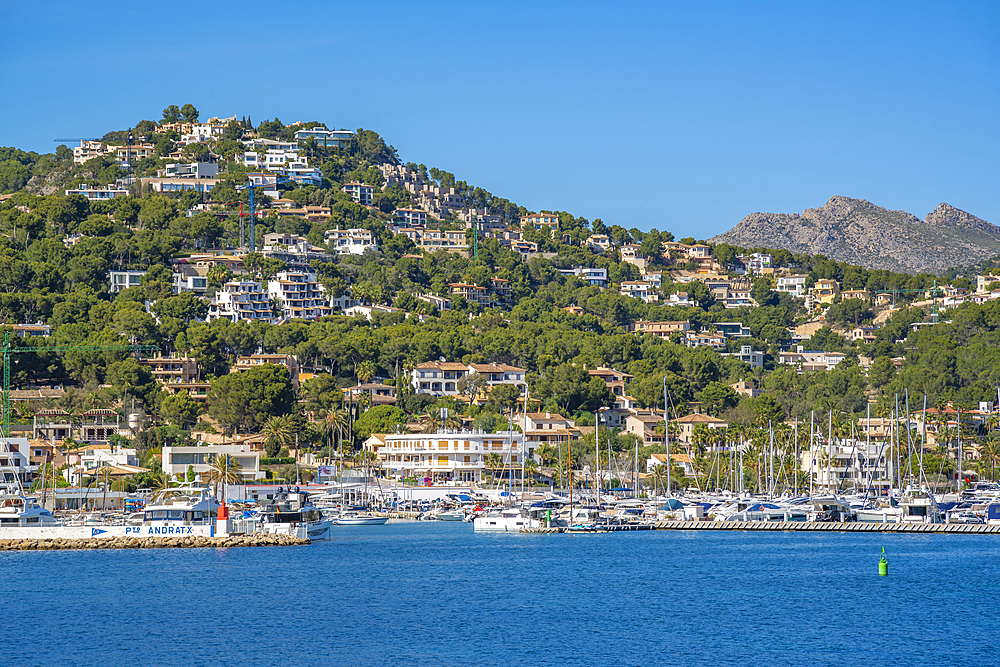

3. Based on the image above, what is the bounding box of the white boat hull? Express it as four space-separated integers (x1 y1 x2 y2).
337 516 389 526
472 515 540 532
0 524 217 540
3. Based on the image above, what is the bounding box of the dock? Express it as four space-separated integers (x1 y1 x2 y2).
521 521 1000 534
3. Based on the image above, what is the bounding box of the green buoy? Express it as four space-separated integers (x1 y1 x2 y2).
879 546 888 576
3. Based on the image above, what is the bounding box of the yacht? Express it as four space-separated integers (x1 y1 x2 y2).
336 512 389 526
472 502 567 532
897 485 943 523
258 488 334 539
141 487 220 527
0 493 59 528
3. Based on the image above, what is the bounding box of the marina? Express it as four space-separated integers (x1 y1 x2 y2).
4 520 1000 667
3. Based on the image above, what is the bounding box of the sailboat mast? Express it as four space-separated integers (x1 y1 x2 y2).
663 377 670 497
809 411 814 497
595 411 600 504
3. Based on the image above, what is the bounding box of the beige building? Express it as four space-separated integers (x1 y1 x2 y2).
632 320 691 337
232 353 300 389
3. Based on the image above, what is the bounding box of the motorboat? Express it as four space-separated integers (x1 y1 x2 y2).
807 495 856 522
258 488 334 539
141 486 220 527
725 502 810 522
897 485 943 524
473 502 567 532
336 512 389 526
0 493 59 527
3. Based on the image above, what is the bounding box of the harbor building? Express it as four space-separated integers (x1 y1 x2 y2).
374 430 525 484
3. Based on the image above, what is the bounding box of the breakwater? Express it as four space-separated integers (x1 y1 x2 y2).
0 533 310 551
523 521 1000 533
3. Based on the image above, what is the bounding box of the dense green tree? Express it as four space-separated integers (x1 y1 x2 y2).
207 364 295 435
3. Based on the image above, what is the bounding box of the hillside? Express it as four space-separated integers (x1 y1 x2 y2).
709 196 1000 273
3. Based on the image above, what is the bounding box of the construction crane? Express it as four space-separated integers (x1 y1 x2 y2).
53 138 100 144
235 175 291 250
1 332 159 440
875 279 941 323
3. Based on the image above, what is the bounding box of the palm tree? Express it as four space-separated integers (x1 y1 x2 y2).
523 457 539 486
419 411 442 433
485 452 503 480
536 443 558 467
323 408 349 462
263 415 293 458
356 360 376 386
204 454 244 500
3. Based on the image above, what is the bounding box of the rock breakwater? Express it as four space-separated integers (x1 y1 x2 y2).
0 533 310 551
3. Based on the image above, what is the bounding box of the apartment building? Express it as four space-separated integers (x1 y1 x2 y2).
208 280 276 323
559 267 608 287
376 430 525 484
323 227 377 255
620 280 658 303
411 361 471 396
776 275 808 298
162 444 263 482
267 271 335 320
411 361 527 396
163 162 219 179
520 212 559 231
587 367 633 397
232 353 300 389
109 269 145 294
65 184 129 201
293 128 354 149
632 320 691 338
342 182 374 207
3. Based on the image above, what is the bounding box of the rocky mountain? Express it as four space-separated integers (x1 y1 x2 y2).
709 196 1000 273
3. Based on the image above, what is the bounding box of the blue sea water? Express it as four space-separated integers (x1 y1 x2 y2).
3 522 999 667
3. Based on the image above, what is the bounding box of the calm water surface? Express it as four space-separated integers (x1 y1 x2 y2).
3 522 998 666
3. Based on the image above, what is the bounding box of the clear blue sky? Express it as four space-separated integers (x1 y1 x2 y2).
2 0 997 238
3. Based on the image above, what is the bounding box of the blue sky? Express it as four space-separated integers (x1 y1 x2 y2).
1 0 997 238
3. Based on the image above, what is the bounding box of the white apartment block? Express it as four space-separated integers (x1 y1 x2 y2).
411 361 526 397
342 182 374 207
323 227 377 255
109 270 146 294
208 280 276 323
376 430 525 484
267 271 335 320
776 275 808 298
72 140 112 164
293 128 354 149
164 162 219 179
801 440 894 493
394 208 428 226
620 281 658 303
162 444 264 483
558 267 608 286
65 184 129 201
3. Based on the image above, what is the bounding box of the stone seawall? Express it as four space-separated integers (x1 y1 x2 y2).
0 533 310 551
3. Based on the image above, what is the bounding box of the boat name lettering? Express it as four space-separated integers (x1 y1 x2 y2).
124 527 195 535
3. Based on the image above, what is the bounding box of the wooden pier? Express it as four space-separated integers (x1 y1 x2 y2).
521 521 1000 534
